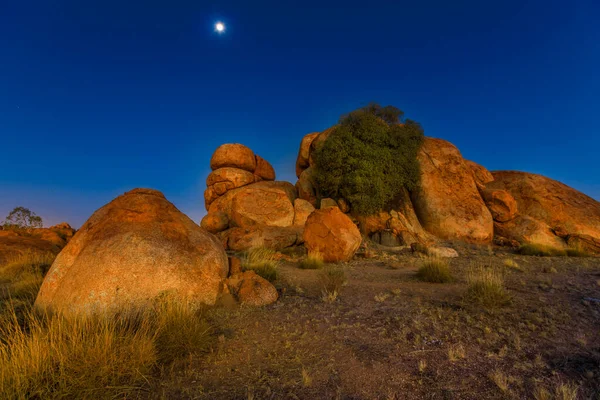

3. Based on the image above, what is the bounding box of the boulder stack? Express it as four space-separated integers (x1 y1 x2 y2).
201 144 307 251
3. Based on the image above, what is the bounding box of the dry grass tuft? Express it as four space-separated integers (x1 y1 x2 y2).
0 296 213 399
0 251 55 300
554 383 579 400
319 265 346 302
448 343 466 362
416 258 452 283
242 247 279 282
465 265 510 307
299 251 325 270
503 258 523 272
518 244 566 257
489 369 509 393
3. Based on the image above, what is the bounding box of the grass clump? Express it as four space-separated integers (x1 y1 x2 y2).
319 265 346 302
415 258 453 283
0 251 55 300
518 244 566 257
565 248 590 257
242 247 279 282
465 265 510 307
503 258 523 272
299 252 325 270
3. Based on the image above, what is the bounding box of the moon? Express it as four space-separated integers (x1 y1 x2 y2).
215 22 225 33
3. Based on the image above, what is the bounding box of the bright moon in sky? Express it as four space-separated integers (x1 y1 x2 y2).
215 22 225 33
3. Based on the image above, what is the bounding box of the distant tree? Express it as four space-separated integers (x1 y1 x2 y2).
312 104 424 215
2 207 43 229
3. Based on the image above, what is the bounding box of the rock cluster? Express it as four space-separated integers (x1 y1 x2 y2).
0 223 76 264
295 127 600 253
202 143 315 252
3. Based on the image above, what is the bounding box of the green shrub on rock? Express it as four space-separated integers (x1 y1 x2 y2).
312 104 424 216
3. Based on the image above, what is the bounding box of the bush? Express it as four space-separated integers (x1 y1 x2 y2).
416 258 453 283
319 265 346 302
299 252 325 270
312 104 424 215
465 265 510 307
242 247 279 282
518 244 566 257
565 248 590 257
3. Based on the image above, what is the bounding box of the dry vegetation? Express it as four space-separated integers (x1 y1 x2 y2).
1 245 599 399
241 246 279 282
415 258 453 283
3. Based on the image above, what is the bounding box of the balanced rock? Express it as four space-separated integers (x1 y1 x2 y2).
210 143 257 172
255 155 276 180
303 207 362 262
35 188 229 314
411 138 493 243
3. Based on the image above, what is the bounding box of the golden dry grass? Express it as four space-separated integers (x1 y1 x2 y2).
0 251 55 300
319 265 346 302
298 251 325 270
0 296 213 399
416 258 453 283
464 264 510 307
242 247 279 282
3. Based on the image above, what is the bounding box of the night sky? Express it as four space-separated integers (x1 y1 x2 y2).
1 0 598 228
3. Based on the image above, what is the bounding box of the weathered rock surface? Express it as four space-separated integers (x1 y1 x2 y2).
296 132 319 178
411 138 493 243
427 247 459 258
35 188 229 314
207 168 256 190
488 171 600 251
466 160 494 192
225 226 302 251
293 199 315 226
303 207 361 262
320 198 337 209
226 271 278 306
481 189 518 222
210 143 257 172
255 155 276 180
200 211 229 234
296 167 317 207
231 183 296 228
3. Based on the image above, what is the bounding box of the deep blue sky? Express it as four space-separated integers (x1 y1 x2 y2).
1 0 598 228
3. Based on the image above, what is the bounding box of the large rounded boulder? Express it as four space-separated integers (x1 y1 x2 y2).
303 207 361 262
411 138 494 243
35 188 229 314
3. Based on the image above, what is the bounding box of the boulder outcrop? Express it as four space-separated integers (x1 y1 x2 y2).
411 138 494 243
35 189 229 314
487 171 600 250
0 223 76 264
303 207 361 262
